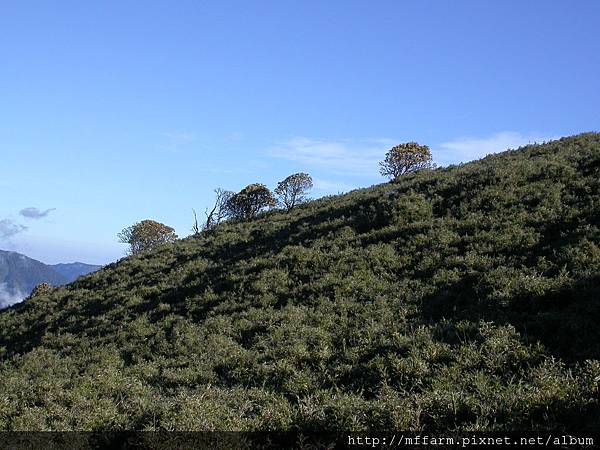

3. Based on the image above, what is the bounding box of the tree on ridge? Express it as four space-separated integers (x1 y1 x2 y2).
118 219 178 255
204 188 234 231
275 172 313 211
225 183 276 220
379 142 434 180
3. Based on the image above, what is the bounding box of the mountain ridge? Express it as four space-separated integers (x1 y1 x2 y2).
50 261 103 282
0 250 101 308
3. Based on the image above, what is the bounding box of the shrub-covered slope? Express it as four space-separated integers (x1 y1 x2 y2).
0 133 599 431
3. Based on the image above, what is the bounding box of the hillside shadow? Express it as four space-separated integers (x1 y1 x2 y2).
421 273 600 362
139 200 389 320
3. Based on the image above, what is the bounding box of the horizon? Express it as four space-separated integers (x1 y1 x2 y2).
2 1 599 265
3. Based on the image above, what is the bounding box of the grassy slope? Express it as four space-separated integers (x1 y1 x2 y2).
0 133 599 431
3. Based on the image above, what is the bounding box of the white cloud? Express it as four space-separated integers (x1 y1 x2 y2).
0 282 25 309
268 137 394 175
436 132 558 166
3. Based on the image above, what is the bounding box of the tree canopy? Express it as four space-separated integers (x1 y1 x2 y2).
379 142 434 179
225 183 276 220
118 219 178 255
275 173 313 210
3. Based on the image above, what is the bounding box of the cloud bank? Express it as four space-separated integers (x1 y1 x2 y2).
19 207 56 219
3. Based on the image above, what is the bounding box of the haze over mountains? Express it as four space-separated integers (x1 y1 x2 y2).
0 250 101 308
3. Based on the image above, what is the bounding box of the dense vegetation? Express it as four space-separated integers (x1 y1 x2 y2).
0 133 599 432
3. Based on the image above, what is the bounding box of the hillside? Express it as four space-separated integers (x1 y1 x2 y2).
0 133 599 432
0 251 101 308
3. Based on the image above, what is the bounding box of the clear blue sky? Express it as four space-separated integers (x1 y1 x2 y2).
1 1 598 264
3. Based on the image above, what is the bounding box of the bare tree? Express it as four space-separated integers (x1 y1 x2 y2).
191 209 201 236
275 172 313 210
379 142 434 180
204 188 234 230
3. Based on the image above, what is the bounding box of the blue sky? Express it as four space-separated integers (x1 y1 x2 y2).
1 0 598 265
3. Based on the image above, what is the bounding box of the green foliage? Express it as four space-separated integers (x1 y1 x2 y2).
225 184 277 220
1 133 600 431
380 142 434 179
118 220 178 255
275 173 313 210
29 283 54 298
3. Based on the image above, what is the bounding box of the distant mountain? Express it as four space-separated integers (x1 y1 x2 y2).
50 262 102 281
0 250 101 308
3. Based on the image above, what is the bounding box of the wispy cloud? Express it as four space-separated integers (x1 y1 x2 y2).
160 131 198 152
225 131 243 142
312 177 356 195
163 131 196 142
268 137 395 175
19 207 56 220
0 219 27 240
436 132 558 166
268 133 559 177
